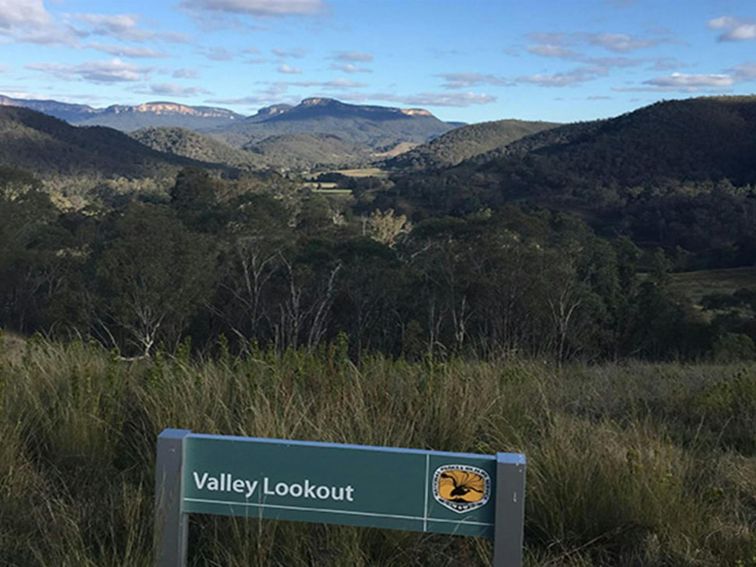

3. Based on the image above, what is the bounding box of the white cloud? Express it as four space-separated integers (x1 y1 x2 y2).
585 32 660 52
0 0 50 29
181 0 324 17
330 63 370 74
730 63 756 80
72 14 144 40
519 66 607 87
643 72 734 88
272 48 306 59
202 47 234 61
70 13 187 44
88 44 167 58
528 44 579 58
585 56 642 69
207 82 293 106
278 64 302 74
332 51 373 62
173 68 199 79
289 78 366 89
0 0 75 45
708 16 756 41
650 57 686 71
527 31 668 54
437 72 513 89
352 91 496 107
145 83 210 97
27 59 148 83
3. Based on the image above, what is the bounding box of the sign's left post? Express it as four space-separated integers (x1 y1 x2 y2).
155 429 192 567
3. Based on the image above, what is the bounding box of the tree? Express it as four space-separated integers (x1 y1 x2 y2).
366 208 411 247
0 170 73 333
213 194 294 346
92 203 215 357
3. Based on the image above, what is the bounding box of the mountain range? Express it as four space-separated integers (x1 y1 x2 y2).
0 94 471 169
210 97 455 150
0 95 242 130
0 94 456 150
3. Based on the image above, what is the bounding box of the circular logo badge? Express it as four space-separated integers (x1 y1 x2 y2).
432 464 491 514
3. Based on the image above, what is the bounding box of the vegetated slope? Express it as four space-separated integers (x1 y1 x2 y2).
0 106 215 179
385 118 559 170
213 97 455 149
471 96 756 193
244 133 370 169
132 127 265 169
380 97 756 269
134 127 370 170
390 96 756 211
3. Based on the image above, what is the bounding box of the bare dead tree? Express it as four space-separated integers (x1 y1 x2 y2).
274 254 341 350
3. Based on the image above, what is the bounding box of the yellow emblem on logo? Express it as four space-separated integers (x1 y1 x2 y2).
432 464 491 513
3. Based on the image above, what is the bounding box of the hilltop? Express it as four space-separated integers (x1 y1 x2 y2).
0 106 219 182
132 127 264 169
210 97 455 149
384 118 559 170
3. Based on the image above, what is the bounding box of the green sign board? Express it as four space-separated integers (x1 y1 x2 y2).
154 430 526 567
183 434 497 537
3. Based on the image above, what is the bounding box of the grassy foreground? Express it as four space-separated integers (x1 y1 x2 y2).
0 337 754 566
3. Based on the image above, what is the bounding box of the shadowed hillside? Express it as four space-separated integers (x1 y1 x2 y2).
0 106 220 180
384 96 756 219
469 96 756 191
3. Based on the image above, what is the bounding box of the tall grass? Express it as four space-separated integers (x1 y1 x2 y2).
0 336 753 566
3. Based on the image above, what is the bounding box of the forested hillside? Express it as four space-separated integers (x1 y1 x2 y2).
377 97 756 271
243 133 370 169
385 118 558 170
132 127 265 169
0 107 218 181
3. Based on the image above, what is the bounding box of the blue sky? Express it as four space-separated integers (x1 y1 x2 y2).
1 0 756 123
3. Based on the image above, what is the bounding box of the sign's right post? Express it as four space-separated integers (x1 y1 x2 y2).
492 453 527 567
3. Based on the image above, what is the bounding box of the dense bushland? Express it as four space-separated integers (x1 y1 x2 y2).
0 337 753 566
1 166 753 363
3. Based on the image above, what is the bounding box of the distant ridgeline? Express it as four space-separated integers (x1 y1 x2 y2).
0 95 461 171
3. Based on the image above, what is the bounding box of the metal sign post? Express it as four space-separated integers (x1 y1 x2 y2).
154 429 526 566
